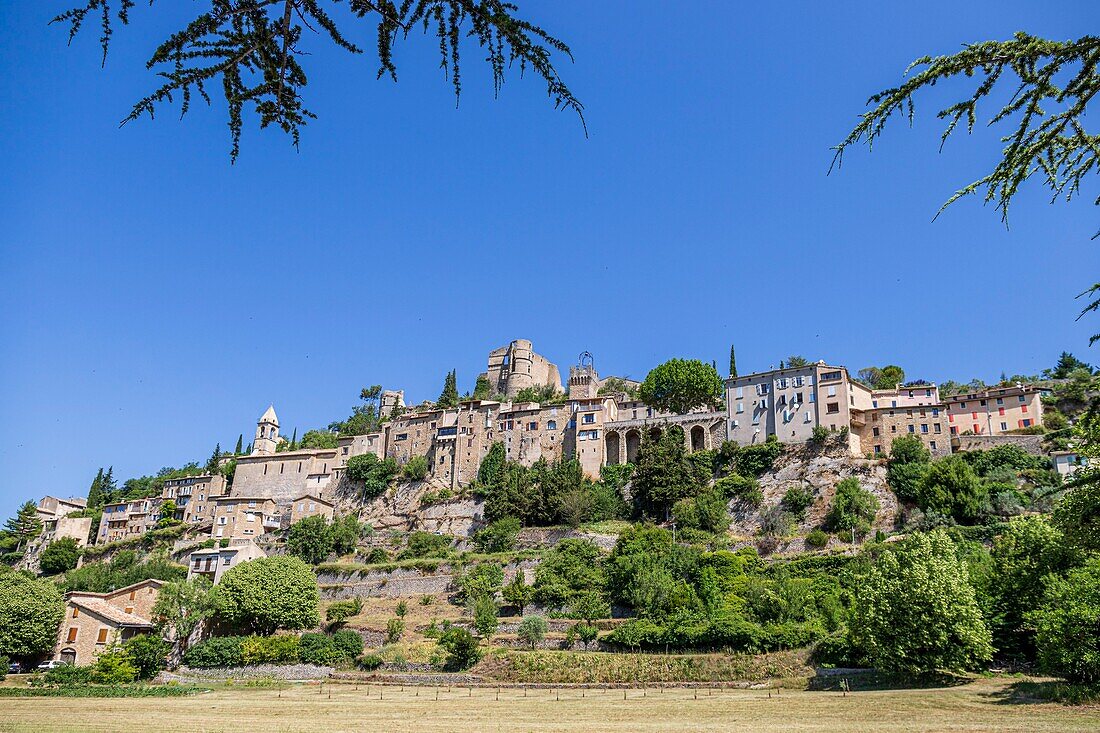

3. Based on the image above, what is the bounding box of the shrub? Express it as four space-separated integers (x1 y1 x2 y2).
38 538 81 575
759 505 795 538
437 627 481 671
502 573 534 614
239 634 299 665
576 623 599 649
812 631 868 668
91 648 138 684
472 517 521 553
345 454 399 501
357 653 383 671
1033 558 1100 683
0 571 65 660
386 618 405 645
398 532 452 560
0 654 7 681
211 556 320 635
825 478 879 536
182 636 244 668
331 629 364 661
325 598 363 626
805 529 829 549
457 562 504 604
472 594 499 639
672 487 729 534
44 664 94 684
781 485 814 519
287 515 333 565
123 634 170 680
362 548 389 564
714 474 762 506
517 616 548 649
918 456 986 524
298 632 338 665
735 436 783 476
402 455 429 481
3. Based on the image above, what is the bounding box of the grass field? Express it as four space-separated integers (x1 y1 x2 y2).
0 677 1097 732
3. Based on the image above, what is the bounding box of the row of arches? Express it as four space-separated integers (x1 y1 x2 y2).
604 424 711 465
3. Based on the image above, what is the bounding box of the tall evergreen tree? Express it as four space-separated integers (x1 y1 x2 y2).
4 502 42 550
472 375 492 401
206 444 221 473
290 428 298 450
245 443 253 455
729 344 737 378
438 370 460 408
86 468 104 509
100 466 117 505
234 434 243 455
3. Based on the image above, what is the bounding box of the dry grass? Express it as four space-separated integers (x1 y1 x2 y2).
0 677 1097 732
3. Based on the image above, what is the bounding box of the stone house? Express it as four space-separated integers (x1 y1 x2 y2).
943 384 1044 436
187 540 266 584
481 339 563 398
161 474 228 526
288 493 335 524
853 405 951 458
211 496 281 540
53 579 164 666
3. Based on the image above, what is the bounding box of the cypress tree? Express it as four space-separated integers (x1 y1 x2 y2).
729 344 737 377
234 434 243 455
101 466 117 505
438 369 459 408
86 468 104 509
245 442 253 455
290 428 297 450
206 443 221 473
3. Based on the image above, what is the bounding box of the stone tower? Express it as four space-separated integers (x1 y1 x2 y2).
252 405 280 455
568 352 600 399
482 339 563 399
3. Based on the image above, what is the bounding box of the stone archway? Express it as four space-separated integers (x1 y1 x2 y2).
690 425 706 452
605 431 621 466
625 429 641 463
648 427 662 442
59 648 77 665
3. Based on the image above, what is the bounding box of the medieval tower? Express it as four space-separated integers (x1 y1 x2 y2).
252 405 280 455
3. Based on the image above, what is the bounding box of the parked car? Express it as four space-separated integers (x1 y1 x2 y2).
35 660 68 671
7 661 23 674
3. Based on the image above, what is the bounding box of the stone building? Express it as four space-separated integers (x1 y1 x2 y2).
187 540 266 584
481 339 563 398
288 493 335 523
53 579 164 666
725 363 872 454
870 384 941 408
95 497 162 545
852 404 951 457
230 406 340 503
161 474 228 526
211 496 281 540
943 384 1044 436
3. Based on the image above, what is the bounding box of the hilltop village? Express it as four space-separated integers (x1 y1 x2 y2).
1 339 1095 682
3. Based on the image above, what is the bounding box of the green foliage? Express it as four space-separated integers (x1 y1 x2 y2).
398 532 452 560
597 377 639 398
240 634 300 665
781 485 815 520
513 384 565 404
631 426 700 518
672 487 730 534
534 539 606 609
210 557 320 635
38 537 81 575
639 359 723 415
0 570 65 659
152 576 213 644
517 616 548 649
437 626 481 671
472 517 521 554
852 530 993 676
502 573 534 614
990 516 1080 659
401 455 429 481
298 430 338 450
456 562 504 604
714 474 762 507
570 590 611 623
56 1 583 162
182 636 244 668
734 436 784 477
63 550 186 594
329 515 364 557
437 369 459 408
472 375 492 400
1053 481 1100 554
3 502 41 549
122 634 169 680
357 653 384 671
825 478 879 535
91 648 138 684
329 386 384 436
325 598 363 626
331 629 364 661
298 632 339 666
918 456 986 524
472 594 499 639
287 515 334 565
810 425 831 445
345 453 399 501
855 366 905 390
1033 558 1100 683
758 505 795 539
805 529 830 549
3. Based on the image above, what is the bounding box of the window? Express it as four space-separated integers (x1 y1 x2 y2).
872 400 878 408
971 412 978 419
934 424 942 434
396 433 408 441
822 371 841 381
980 400 987 407
129 591 136 601
929 441 937 450
996 398 1004 405
1021 405 1028 414
950 426 958 435
920 424 928 434
1001 422 1008 431
826 402 839 414
736 402 744 413
1021 419 1032 428
547 420 557 430
72 607 79 618
891 425 897 433
1019 395 1026 402
828 386 837 397
804 411 812 423
583 413 595 424
872 427 880 437
124 607 133 615
998 407 1005 416
960 402 967 409
528 421 538 431
932 408 939 417
891 400 897 408
908 425 915 434
67 628 78 643
795 392 804 404
736 387 744 399
873 445 882 454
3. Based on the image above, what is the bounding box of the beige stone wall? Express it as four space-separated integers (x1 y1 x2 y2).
871 384 940 408
289 495 335 524
231 449 337 503
945 385 1043 436
483 339 563 398
212 497 280 539
103 582 161 619
54 605 126 666
855 406 951 457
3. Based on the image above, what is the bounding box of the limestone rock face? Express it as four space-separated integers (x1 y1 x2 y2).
729 442 897 543
332 476 484 537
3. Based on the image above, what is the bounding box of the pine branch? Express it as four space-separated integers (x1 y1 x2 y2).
51 0 584 161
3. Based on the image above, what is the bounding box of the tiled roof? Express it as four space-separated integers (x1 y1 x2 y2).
69 597 153 627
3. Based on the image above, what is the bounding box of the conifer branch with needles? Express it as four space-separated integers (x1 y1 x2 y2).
51 0 585 161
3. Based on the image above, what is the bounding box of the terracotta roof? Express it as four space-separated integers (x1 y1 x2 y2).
69 597 153 628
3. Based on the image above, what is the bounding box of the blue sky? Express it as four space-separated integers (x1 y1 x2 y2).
0 2 1096 518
